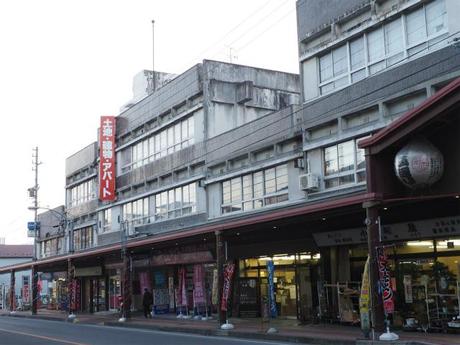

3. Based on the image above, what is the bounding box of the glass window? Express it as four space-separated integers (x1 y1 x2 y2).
319 53 333 82
264 168 276 194
350 37 365 71
385 18 403 56
426 0 446 36
231 177 242 202
332 44 348 76
406 7 426 46
275 164 288 191
324 145 338 176
338 141 355 172
368 27 384 62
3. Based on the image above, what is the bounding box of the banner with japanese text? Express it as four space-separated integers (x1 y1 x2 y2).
193 264 205 305
267 260 277 318
99 116 116 201
221 262 235 312
376 246 394 314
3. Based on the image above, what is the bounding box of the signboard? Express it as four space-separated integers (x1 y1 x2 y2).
99 116 116 201
313 215 460 246
151 251 213 266
376 246 394 315
403 275 413 303
74 266 102 277
238 278 259 317
27 222 40 238
22 276 30 304
359 257 370 336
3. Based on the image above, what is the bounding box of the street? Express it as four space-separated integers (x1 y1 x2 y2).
0 317 295 345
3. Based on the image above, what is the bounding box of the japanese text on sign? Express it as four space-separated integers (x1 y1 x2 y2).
99 116 116 201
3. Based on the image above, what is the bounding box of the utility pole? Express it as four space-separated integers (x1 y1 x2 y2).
31 147 41 260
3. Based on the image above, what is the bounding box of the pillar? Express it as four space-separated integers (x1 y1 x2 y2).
122 252 132 319
31 266 38 315
365 203 385 332
67 258 74 315
9 270 15 312
215 230 225 325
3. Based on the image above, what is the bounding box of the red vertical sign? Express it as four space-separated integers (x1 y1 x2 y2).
99 116 116 201
376 246 394 314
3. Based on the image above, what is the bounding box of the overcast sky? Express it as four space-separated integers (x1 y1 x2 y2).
0 0 298 244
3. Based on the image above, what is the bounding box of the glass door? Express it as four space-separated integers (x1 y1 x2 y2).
108 276 120 311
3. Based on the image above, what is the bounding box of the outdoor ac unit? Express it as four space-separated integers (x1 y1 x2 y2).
299 173 320 192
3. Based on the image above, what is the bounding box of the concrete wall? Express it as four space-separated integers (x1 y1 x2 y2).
65 142 97 177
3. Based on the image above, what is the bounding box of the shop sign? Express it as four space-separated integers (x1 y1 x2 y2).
267 260 277 318
153 288 169 314
74 266 102 277
313 215 460 246
168 276 175 309
99 115 116 201
359 257 370 335
221 263 235 312
376 246 394 314
151 251 213 266
193 265 205 305
238 278 259 318
22 276 30 304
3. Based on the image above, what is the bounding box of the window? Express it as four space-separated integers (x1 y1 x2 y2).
323 137 367 189
122 115 195 173
68 179 96 207
73 226 94 251
122 197 149 226
221 163 289 214
103 208 112 233
41 237 63 258
154 182 197 220
315 0 447 96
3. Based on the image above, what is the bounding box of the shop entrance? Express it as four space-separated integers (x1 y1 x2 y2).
239 253 320 320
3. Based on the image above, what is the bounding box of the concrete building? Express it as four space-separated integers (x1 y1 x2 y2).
1 0 459 333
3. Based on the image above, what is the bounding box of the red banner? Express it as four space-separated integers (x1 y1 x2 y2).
193 265 205 305
177 267 187 307
376 246 394 314
99 116 116 201
221 263 235 312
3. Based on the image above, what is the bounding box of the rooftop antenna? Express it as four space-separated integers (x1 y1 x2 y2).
152 19 156 92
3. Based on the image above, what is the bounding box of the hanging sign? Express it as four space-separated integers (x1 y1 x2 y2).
221 263 235 312
376 246 394 314
99 116 116 201
211 268 218 306
403 275 413 304
267 260 277 318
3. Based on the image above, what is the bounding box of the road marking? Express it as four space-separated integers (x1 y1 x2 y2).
0 327 91 345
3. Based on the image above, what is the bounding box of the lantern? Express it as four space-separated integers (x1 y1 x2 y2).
394 137 444 189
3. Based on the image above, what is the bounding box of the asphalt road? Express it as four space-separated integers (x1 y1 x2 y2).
0 317 295 345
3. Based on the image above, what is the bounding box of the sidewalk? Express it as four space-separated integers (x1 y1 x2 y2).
1 309 459 345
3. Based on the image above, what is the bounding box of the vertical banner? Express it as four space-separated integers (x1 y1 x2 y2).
376 246 394 314
267 260 277 318
193 264 205 305
139 272 152 293
99 116 116 201
211 268 218 306
177 267 187 307
359 256 370 335
22 276 30 304
168 276 175 309
221 263 235 312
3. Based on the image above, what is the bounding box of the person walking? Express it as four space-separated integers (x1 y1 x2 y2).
142 288 153 318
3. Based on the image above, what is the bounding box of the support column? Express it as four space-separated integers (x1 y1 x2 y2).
31 266 38 315
365 203 385 332
67 258 74 315
215 230 225 325
9 270 15 312
122 252 132 319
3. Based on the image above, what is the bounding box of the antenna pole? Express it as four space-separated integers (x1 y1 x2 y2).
152 19 156 92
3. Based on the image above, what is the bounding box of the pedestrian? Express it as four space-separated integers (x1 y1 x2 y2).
142 288 153 318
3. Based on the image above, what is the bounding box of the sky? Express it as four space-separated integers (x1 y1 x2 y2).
0 0 299 245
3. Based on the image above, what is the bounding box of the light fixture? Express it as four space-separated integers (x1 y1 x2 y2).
383 207 388 211
273 226 277 230
236 232 240 236
456 195 459 199
322 217 326 221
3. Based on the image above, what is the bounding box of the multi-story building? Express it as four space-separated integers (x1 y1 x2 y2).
1 0 459 331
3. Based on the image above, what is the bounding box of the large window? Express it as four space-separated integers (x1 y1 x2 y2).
69 179 96 207
323 138 366 189
221 164 289 214
154 182 197 220
102 208 111 233
41 237 63 258
122 197 149 226
73 226 94 251
317 0 447 95
123 116 194 172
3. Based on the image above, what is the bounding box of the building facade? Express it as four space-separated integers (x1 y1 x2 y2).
0 0 458 332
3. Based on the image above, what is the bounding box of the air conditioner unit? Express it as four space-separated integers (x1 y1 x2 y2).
299 173 320 192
